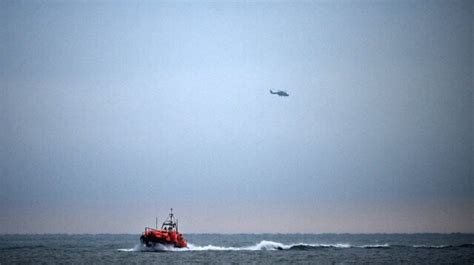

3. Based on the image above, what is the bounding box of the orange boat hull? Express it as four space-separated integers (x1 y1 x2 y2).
140 228 187 248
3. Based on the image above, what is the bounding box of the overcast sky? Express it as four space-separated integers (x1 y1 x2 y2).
1 1 472 234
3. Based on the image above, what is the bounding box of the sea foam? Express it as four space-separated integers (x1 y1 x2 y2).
118 240 392 252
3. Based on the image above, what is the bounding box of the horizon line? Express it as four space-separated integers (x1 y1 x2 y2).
1 232 473 236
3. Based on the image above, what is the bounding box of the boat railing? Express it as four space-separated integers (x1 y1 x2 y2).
144 227 160 232
144 227 176 233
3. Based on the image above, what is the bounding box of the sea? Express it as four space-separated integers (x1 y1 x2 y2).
1 233 473 264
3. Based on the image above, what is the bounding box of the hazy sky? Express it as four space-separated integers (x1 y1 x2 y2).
1 1 472 234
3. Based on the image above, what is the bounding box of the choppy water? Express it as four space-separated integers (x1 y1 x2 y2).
1 234 473 264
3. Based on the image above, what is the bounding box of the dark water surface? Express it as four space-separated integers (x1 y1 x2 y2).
1 234 473 264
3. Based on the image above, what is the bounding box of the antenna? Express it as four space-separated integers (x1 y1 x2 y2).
155 216 158 229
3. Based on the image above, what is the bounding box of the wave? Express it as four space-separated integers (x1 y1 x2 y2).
187 241 393 251
118 241 474 252
189 240 292 251
117 240 391 252
413 243 474 249
358 244 391 249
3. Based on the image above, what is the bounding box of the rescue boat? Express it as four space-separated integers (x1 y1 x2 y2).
140 208 188 248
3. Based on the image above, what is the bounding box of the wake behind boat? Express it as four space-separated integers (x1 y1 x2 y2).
140 208 187 248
